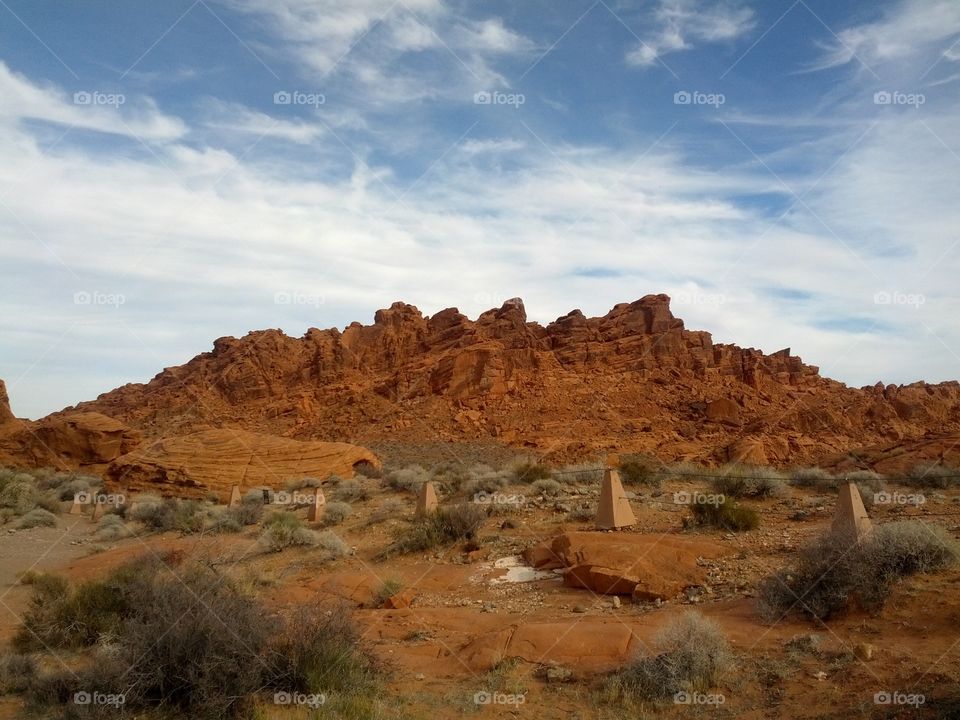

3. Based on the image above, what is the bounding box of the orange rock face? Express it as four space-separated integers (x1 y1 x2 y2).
104 428 381 499
0 411 141 470
15 294 960 469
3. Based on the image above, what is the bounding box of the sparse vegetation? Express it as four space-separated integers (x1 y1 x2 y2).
130 497 205 534
333 479 369 502
369 578 405 608
323 500 353 526
0 653 36 694
759 521 960 621
532 478 562 496
512 461 552 484
619 455 665 487
712 464 787 499
260 512 318 551
689 499 760 531
385 504 487 556
367 497 406 525
902 462 960 489
16 508 57 529
607 611 732 701
558 463 603 484
789 467 837 489
384 464 431 493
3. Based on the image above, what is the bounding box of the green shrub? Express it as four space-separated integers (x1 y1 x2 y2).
0 481 40 515
689 499 759 531
384 465 430 493
620 456 665 487
17 509 57 529
712 465 787 499
316 530 350 559
323 501 353 526
609 611 731 700
385 504 487 556
260 512 318 551
758 521 960 621
460 466 510 497
95 514 132 541
130 498 204 534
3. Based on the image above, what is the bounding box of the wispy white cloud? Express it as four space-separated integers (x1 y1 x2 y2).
626 0 754 68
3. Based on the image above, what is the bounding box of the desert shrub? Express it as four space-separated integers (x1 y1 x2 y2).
620 455 665 487
664 461 707 481
264 603 377 696
130 498 204 534
532 478 562 497
17 508 57 529
566 506 595 522
367 497 406 525
902 463 960 489
689 499 759 531
845 470 884 492
353 461 382 479
789 467 837 489
369 579 405 608
0 653 37 694
243 488 270 504
95 514 132 541
316 530 350 560
512 462 552 484
559 463 603 484
323 501 353 526
284 476 323 491
712 465 787 499
260 512 318 551
460 465 511 497
384 465 430 493
333 480 369 503
0 480 40 515
386 504 487 556
230 495 265 526
610 611 731 700
758 521 960 621
208 511 242 534
857 483 876 507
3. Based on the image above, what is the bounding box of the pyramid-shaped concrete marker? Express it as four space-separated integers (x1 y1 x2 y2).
90 498 104 522
307 490 327 523
831 482 873 545
68 496 85 515
596 468 636 529
227 485 242 508
416 481 439 517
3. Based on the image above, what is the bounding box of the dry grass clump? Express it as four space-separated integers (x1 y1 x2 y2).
259 512 318 551
902 463 960 489
711 464 788 499
619 455 666 488
384 504 487 556
689 499 759 531
607 611 732 701
323 501 353 526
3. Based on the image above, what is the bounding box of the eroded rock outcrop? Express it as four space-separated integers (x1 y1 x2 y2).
29 295 960 468
104 428 380 499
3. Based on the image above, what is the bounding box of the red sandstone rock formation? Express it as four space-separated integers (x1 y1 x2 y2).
12 294 960 469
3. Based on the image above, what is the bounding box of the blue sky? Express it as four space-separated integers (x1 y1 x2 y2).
1 0 959 418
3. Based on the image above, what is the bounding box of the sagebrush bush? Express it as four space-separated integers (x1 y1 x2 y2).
712 465 787 499
384 465 431 493
0 480 40 515
260 512 318 551
620 456 665 487
846 470 884 492
0 653 36 693
558 464 603 485
333 480 369 503
385 504 487 556
902 463 960 489
95 513 132 541
690 500 759 531
610 611 732 700
130 498 205 534
369 579 405 608
316 530 350 559
284 476 323 491
17 508 57 529
323 501 353 526
460 465 510 497
788 467 837 489
758 521 960 622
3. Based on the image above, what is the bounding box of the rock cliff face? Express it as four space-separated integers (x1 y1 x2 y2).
55 295 960 468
